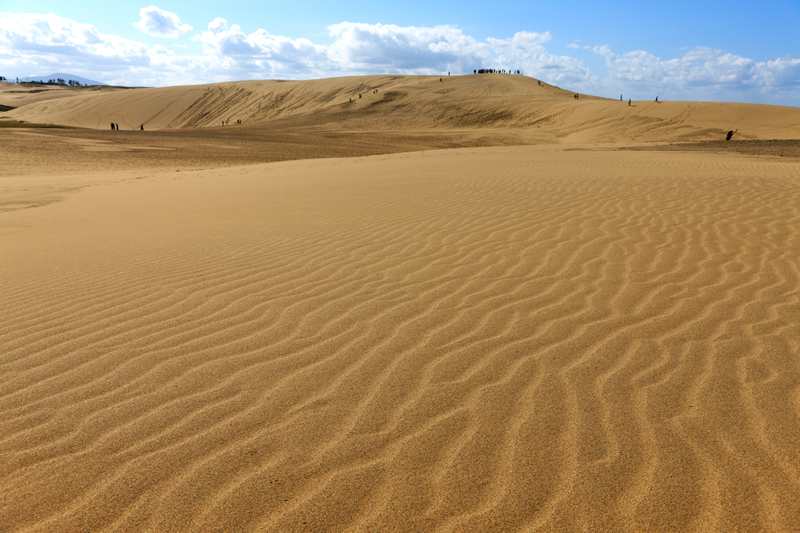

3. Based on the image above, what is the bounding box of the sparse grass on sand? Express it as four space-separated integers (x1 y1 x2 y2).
0 120 81 129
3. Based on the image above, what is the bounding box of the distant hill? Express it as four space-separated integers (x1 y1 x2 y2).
5 74 800 141
19 73 107 87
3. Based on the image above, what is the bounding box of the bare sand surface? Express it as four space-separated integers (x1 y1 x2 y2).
2 75 800 532
5 76 800 140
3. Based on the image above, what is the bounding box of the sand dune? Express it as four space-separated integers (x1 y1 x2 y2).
4 75 800 141
2 76 800 531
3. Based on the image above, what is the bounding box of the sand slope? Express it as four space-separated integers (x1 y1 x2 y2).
5 75 800 141
2 146 800 531
0 82 129 110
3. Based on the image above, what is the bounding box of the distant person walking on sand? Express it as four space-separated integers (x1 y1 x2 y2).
628 99 631 106
620 94 623 101
140 124 144 131
655 96 658 102
726 129 737 141
111 123 115 130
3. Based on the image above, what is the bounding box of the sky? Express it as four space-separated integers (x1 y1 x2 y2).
1 0 799 105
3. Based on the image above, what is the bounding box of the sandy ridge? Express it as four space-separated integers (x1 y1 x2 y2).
4 76 800 142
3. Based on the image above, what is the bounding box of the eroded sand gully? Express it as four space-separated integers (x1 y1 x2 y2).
1 145 799 532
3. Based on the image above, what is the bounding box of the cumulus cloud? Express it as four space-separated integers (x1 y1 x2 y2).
194 18 330 79
134 6 192 37
327 22 490 74
0 12 200 86
2 12 798 104
591 44 800 101
485 31 593 86
197 18 326 62
0 12 149 67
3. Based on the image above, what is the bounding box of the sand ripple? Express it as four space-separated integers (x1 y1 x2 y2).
2 148 799 531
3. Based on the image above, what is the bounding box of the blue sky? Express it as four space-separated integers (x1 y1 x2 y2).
2 1 799 105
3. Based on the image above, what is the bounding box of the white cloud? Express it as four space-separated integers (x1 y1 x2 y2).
591 44 800 101
487 31 593 86
2 12 798 104
134 6 192 38
566 43 580 49
0 12 150 67
487 30 550 55
193 18 331 79
327 22 490 74
0 12 198 86
197 18 326 61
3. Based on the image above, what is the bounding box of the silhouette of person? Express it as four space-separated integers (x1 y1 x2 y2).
140 124 144 131
628 99 631 106
111 123 115 130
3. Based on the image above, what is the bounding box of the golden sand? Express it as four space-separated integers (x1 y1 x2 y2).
1 76 799 531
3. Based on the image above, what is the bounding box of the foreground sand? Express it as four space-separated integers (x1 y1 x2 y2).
2 142 799 531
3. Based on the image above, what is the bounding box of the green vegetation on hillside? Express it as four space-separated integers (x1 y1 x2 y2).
0 120 82 129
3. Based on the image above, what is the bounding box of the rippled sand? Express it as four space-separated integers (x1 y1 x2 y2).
2 76 800 532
